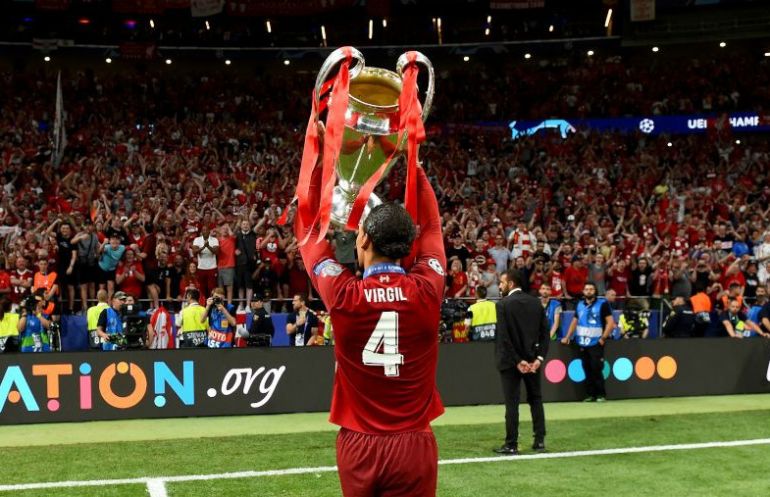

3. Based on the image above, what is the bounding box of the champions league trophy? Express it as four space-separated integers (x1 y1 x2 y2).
287 46 434 241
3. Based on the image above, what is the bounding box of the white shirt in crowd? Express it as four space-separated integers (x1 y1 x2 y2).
193 235 219 270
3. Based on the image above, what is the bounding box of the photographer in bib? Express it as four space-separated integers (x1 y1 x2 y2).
0 296 20 353
96 291 128 351
178 288 208 347
17 290 52 353
203 287 236 348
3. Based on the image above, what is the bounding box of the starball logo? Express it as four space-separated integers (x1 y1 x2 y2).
543 356 679 384
0 360 285 414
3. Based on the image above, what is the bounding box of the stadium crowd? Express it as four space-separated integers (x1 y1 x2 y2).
1 52 770 350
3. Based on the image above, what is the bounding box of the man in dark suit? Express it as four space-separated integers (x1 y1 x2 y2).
494 269 549 455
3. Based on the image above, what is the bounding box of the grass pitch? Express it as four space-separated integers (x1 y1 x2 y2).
1 394 768 497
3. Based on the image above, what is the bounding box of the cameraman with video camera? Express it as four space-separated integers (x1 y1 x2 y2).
17 290 52 353
203 287 236 348
96 291 128 351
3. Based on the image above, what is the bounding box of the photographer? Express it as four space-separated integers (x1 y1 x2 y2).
178 288 207 347
86 290 110 350
122 295 150 349
96 291 128 351
0 296 20 353
203 287 236 348
17 290 52 353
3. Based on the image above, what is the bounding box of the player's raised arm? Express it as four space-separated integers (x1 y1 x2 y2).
402 166 446 283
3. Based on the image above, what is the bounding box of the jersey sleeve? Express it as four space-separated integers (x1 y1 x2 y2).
401 167 446 299
295 163 355 308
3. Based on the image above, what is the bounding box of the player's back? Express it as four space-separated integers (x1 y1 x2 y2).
329 264 444 434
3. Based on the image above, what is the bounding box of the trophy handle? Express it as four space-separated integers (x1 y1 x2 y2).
396 51 435 121
314 46 365 110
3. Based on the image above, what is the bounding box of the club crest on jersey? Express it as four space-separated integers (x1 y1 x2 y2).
428 258 445 276
314 259 344 278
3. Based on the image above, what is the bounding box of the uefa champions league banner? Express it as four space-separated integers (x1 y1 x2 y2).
1 340 769 425
507 112 770 139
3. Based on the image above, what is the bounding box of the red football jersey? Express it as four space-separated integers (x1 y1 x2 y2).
299 168 446 434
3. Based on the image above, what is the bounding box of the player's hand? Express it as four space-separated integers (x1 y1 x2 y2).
560 337 570 345
731 334 743 339
529 359 542 373
517 361 530 374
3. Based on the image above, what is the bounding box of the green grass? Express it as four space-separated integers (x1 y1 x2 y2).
2 396 770 496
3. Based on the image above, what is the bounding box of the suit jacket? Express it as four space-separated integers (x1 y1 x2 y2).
495 290 550 371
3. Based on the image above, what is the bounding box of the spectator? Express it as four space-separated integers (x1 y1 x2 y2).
10 255 33 307
481 260 501 299
115 249 145 301
146 251 172 310
73 220 100 314
629 257 653 297
216 224 236 305
446 258 469 299
32 258 58 315
192 224 219 300
563 256 588 301
235 219 258 309
98 234 125 299
588 253 608 295
488 234 512 274
50 220 78 314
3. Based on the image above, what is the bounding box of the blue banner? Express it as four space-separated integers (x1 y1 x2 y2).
508 112 770 139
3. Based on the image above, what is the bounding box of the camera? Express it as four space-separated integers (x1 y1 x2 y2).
120 303 148 349
212 296 224 307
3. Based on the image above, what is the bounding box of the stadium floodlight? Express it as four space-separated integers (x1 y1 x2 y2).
382 19 387 28
604 9 612 28
587 50 595 56
764 52 770 57
106 57 112 64
485 28 490 36
225 59 231 65
463 56 470 62
487 15 492 24
369 19 373 40
44 56 50 62
652 46 659 53
284 59 290 66
321 25 327 46
525 53 532 59
205 20 210 31
667 142 673 147
719 41 726 48
165 58 172 65
266 20 272 33
150 19 155 29
735 139 741 145
549 24 554 32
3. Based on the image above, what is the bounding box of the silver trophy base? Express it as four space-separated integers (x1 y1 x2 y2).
330 185 383 230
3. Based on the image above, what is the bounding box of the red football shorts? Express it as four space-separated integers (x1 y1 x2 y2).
336 428 438 497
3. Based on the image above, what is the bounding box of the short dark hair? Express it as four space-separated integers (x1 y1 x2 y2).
504 269 525 289
476 286 487 299
584 281 597 291
294 293 307 304
363 203 416 260
186 288 200 301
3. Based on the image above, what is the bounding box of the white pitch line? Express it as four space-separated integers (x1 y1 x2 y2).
146 479 168 497
0 438 767 494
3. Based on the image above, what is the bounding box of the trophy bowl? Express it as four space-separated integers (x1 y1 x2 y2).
315 47 434 229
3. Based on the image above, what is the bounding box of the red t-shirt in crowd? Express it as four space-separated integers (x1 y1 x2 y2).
549 271 564 297
217 236 236 269
116 261 145 299
609 268 631 296
448 271 468 297
564 265 588 296
298 167 445 434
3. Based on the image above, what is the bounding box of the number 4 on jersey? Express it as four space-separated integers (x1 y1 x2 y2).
362 311 404 377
